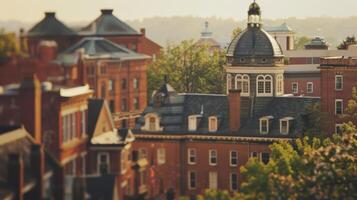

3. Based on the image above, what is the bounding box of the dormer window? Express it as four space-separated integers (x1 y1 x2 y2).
141 113 163 132
259 116 274 134
208 116 218 132
280 117 294 135
188 115 202 131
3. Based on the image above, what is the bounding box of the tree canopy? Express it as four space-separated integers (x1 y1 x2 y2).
337 36 357 50
0 29 19 57
294 36 310 50
148 40 226 97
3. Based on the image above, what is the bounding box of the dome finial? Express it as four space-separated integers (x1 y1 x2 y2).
247 1 262 28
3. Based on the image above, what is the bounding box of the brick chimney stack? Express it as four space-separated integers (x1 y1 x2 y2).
30 144 45 199
140 28 146 36
228 89 241 133
7 154 24 200
19 75 42 143
38 40 58 63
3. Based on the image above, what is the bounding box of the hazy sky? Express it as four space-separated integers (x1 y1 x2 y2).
2 0 357 22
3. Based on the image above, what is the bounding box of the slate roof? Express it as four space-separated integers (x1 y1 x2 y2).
56 37 150 66
265 23 294 33
28 12 76 36
87 99 105 137
305 37 329 48
238 96 320 138
79 9 139 36
135 84 229 134
227 27 283 58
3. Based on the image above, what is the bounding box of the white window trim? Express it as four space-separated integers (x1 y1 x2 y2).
235 74 250 96
208 171 218 189
188 148 196 165
230 173 238 191
256 75 273 97
279 117 294 135
307 82 313 93
97 152 110 174
227 74 232 93
141 113 163 131
335 99 343 115
292 82 299 94
157 148 166 165
188 171 196 190
335 75 343 91
230 151 238 167
276 74 284 95
208 116 218 132
259 116 273 134
188 115 198 131
209 149 218 166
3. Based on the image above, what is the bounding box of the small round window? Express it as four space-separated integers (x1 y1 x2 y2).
240 58 245 62
262 58 267 63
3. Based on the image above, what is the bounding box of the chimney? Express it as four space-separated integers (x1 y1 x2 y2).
38 40 58 63
140 28 146 36
45 12 56 18
30 144 45 200
7 154 24 200
228 89 241 133
101 9 113 15
19 75 42 143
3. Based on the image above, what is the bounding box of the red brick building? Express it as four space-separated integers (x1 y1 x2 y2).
320 57 357 135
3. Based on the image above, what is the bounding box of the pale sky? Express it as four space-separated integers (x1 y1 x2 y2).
1 0 357 22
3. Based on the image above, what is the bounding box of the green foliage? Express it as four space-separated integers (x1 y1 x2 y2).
294 36 310 50
302 103 323 138
231 27 242 40
0 29 19 57
239 132 357 200
341 86 357 122
148 40 226 97
337 35 357 50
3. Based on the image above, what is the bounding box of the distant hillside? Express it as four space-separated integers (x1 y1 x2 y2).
2 16 357 48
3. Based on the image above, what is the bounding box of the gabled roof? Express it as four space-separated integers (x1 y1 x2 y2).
79 9 139 36
28 12 76 36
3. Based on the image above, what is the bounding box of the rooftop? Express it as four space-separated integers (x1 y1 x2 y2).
28 12 76 36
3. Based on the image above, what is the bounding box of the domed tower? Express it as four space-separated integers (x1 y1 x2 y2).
226 1 285 99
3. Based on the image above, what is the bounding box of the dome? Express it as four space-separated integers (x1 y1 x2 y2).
226 2 284 66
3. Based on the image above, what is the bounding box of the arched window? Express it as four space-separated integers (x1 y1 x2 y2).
142 113 163 132
235 74 250 96
276 74 284 95
256 75 273 96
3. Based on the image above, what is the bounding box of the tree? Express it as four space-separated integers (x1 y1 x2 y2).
337 36 357 50
341 86 357 121
294 36 310 50
148 40 226 97
231 27 242 40
0 29 19 57
239 131 357 200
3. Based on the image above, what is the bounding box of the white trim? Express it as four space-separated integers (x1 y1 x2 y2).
141 113 163 131
97 152 110 174
307 82 314 93
292 82 299 94
256 75 273 97
188 171 197 190
230 151 238 167
225 66 285 74
208 171 218 189
234 74 250 96
188 148 196 165
157 148 166 165
335 75 343 91
230 172 238 191
188 115 198 131
259 116 273 134
276 74 284 96
279 118 293 135
209 149 218 166
208 116 218 132
335 99 343 115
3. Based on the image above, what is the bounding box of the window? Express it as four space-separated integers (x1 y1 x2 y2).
109 100 115 112
131 43 137 52
230 151 238 166
235 74 250 96
139 148 148 159
307 82 313 93
280 120 288 134
188 171 196 189
62 113 77 144
100 66 106 74
261 153 270 164
208 116 218 132
188 116 198 131
188 148 196 165
101 82 106 98
335 124 343 134
133 78 139 89
292 82 298 94
209 172 218 189
109 79 115 93
149 117 156 131
97 153 110 174
157 148 166 165
209 150 217 166
142 114 162 132
276 74 284 95
335 75 343 90
227 74 232 91
256 75 273 96
250 152 259 160
121 79 127 90
121 98 127 111
134 97 139 110
230 173 238 191
260 116 273 134
335 99 343 115
81 110 86 137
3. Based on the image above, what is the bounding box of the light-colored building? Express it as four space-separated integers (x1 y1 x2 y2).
265 23 295 52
